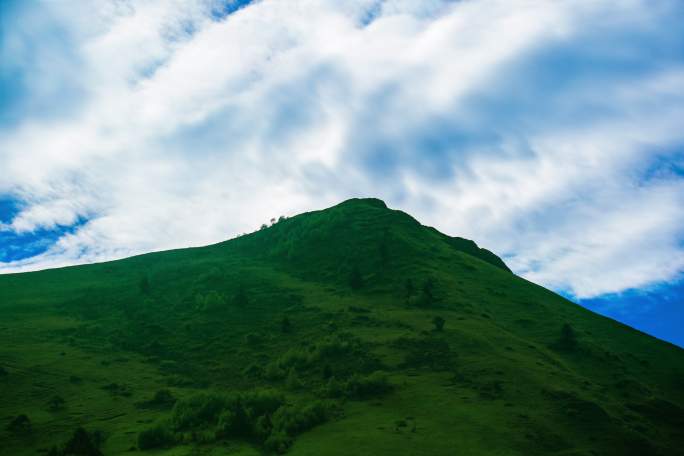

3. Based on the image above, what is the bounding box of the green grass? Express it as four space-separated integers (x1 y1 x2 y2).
1 198 682 455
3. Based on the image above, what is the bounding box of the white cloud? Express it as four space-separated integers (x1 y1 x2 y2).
1 0 683 300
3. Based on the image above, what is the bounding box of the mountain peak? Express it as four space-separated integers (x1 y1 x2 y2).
233 198 511 278
335 197 388 210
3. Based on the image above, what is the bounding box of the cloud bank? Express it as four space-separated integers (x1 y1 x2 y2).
1 0 684 301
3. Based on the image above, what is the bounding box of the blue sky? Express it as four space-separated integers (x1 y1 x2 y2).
1 0 683 347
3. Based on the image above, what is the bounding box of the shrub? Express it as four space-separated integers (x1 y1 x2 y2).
49 427 104 456
432 316 445 332
242 390 285 421
138 424 174 450
215 408 247 438
410 278 435 307
138 389 176 409
285 368 303 390
264 362 286 381
345 371 393 399
242 363 264 378
557 323 578 351
252 414 272 440
321 376 345 398
64 427 103 455
171 393 228 430
6 414 31 434
277 348 309 370
89 430 106 449
271 401 335 436
310 333 370 369
48 395 66 411
170 390 332 452
264 431 292 454
315 335 351 358
172 390 284 441
276 334 382 379
161 388 334 452
231 392 282 436
197 291 226 312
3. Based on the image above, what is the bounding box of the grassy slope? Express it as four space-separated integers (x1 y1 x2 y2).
0 198 682 455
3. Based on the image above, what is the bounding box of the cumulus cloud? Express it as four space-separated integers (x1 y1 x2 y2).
1 0 683 300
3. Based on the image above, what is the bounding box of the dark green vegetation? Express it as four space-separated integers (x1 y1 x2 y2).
1 198 683 455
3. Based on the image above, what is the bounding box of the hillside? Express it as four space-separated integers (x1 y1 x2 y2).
0 198 682 455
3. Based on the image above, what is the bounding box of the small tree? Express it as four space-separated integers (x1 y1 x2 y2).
558 323 577 351
349 266 364 290
432 316 445 332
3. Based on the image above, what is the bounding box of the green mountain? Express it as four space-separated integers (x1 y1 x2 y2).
1 198 682 456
